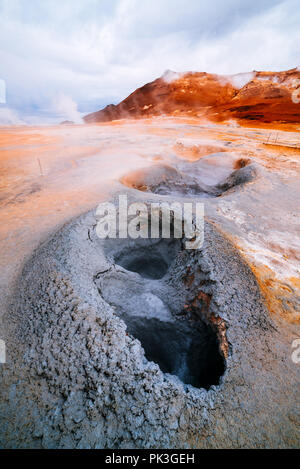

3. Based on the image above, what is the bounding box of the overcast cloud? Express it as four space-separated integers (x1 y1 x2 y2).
0 0 299 123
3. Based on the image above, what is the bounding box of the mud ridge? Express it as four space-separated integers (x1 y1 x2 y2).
1 199 297 449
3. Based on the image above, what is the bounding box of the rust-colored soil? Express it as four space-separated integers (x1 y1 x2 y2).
85 69 300 126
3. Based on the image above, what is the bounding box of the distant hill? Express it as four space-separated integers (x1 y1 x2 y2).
84 68 300 125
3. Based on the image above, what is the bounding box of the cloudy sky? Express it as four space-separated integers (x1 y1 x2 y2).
0 0 299 124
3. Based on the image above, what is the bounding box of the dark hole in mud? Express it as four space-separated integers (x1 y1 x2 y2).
123 314 225 389
100 237 225 389
112 239 180 280
117 255 169 279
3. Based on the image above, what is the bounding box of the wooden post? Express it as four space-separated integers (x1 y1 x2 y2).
37 158 43 177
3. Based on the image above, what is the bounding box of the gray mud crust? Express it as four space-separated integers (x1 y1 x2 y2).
0 204 299 449
121 159 258 198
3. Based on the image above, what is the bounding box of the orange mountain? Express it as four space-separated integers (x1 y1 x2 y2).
84 68 300 125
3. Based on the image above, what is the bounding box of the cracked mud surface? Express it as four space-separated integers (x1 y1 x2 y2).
0 118 299 448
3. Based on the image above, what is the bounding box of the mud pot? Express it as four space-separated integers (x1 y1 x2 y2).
1 193 298 449
120 152 257 198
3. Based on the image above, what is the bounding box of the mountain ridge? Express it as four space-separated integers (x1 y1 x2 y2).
84 68 300 125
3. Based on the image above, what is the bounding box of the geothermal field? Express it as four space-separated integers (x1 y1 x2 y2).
0 70 299 449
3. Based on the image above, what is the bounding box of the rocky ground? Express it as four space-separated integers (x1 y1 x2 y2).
0 117 299 448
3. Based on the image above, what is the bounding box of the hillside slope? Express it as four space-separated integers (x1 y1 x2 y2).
84 68 300 124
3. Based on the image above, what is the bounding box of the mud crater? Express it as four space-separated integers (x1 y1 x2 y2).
121 157 257 198
95 236 226 389
1 206 280 449
115 247 171 280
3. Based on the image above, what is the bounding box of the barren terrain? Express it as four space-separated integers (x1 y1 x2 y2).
0 113 299 447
